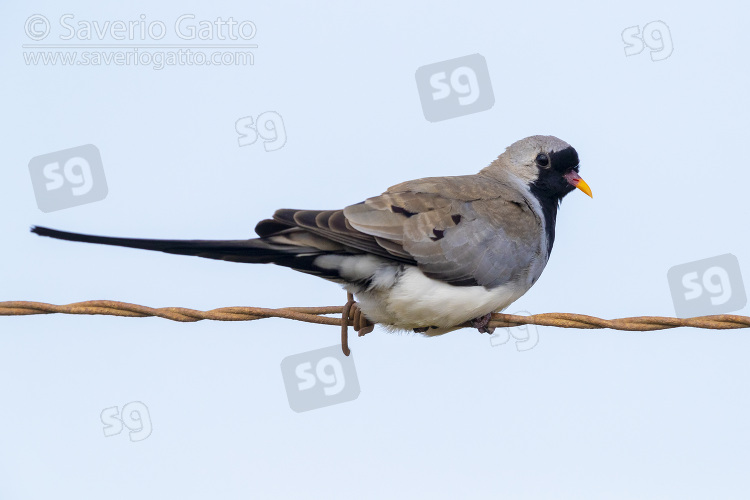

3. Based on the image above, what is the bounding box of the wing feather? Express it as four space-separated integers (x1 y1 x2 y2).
257 175 544 287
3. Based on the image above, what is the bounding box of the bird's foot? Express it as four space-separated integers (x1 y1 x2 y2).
341 292 374 356
471 313 495 334
413 326 439 333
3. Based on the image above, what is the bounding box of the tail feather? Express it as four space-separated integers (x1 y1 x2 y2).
30 225 364 284
30 225 318 264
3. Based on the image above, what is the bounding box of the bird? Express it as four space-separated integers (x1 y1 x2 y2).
31 135 591 340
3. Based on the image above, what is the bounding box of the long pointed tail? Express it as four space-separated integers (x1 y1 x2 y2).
30 225 313 264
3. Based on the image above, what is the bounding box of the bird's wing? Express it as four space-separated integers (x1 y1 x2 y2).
344 174 544 287
256 209 417 264
258 174 544 288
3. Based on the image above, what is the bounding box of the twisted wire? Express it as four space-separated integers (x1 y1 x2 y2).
2 300 747 331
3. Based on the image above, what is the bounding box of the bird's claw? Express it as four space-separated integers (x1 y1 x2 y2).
341 293 374 356
471 313 495 334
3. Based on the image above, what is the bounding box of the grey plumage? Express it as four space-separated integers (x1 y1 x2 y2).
343 176 542 287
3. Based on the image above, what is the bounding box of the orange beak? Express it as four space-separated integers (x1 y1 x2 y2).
564 171 593 198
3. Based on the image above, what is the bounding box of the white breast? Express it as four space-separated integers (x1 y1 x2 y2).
350 264 537 336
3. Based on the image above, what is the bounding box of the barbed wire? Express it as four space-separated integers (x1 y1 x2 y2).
2 298 748 356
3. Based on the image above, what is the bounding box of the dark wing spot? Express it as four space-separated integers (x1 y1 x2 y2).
430 228 445 241
451 214 462 225
391 205 416 217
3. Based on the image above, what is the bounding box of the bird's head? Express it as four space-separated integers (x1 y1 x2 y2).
483 135 592 200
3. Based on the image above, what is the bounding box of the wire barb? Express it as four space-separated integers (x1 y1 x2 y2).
2 300 749 355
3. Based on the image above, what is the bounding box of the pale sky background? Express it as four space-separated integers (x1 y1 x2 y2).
2 1 750 499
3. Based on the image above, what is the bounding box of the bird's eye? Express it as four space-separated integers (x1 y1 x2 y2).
535 153 549 167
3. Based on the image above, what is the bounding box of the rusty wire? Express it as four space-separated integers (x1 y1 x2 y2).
2 299 749 355
2 299 748 330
